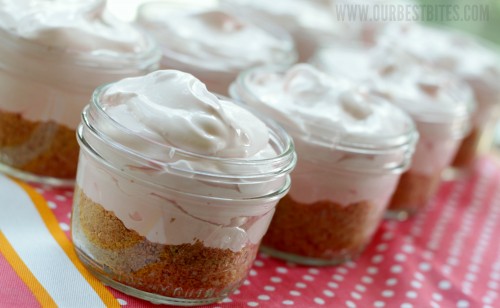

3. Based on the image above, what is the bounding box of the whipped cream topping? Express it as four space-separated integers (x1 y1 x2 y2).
231 64 416 205
137 7 294 72
0 0 149 55
79 70 292 251
233 64 413 145
101 70 270 159
378 24 500 123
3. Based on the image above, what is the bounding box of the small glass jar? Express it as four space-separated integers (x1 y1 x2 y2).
230 65 418 265
377 23 500 172
0 3 160 186
136 0 296 95
71 84 296 305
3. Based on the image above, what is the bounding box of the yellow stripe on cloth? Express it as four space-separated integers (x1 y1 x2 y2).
0 231 57 307
14 179 120 308
0 175 120 308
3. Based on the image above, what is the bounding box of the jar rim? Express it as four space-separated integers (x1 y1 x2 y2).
83 82 297 182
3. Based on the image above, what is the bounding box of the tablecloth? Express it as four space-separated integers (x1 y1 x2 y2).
1 156 500 308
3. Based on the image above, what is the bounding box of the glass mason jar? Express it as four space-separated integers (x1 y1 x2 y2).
71 84 296 305
135 0 297 96
230 65 418 265
0 4 160 186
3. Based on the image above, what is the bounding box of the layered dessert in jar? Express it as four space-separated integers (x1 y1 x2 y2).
0 0 160 185
135 1 296 95
311 44 475 218
230 64 417 265
71 70 296 305
378 24 500 170
222 0 417 62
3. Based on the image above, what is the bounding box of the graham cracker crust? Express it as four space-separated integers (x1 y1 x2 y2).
0 111 78 179
73 188 258 299
262 195 382 261
388 171 442 215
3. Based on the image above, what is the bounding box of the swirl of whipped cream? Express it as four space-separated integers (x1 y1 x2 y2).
137 6 295 72
100 70 270 159
232 64 413 147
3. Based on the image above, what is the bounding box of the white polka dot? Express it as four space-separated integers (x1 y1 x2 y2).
438 280 451 290
59 223 70 231
490 272 500 280
372 255 384 263
488 281 498 289
258 295 270 301
282 300 294 305
401 304 413 308
346 261 357 268
332 274 343 281
374 301 385 307
391 265 403 274
309 268 320 275
402 245 415 253
355 284 366 292
361 276 373 284
447 257 459 266
351 291 361 300
328 281 338 288
295 282 306 289
386 278 398 286
276 267 288 274
422 251 433 260
323 290 334 297
336 267 348 274
430 301 440 308
289 290 301 297
406 291 417 299
419 262 431 271
442 266 451 276
249 269 257 276
465 273 476 281
264 285 275 292
117 299 127 305
243 279 251 285
395 254 407 262
254 260 264 267
47 201 57 209
55 195 66 201
367 267 378 275
382 290 394 298
260 253 269 259
222 298 233 303
414 272 424 281
270 277 282 283
376 243 388 252
382 232 393 240
234 289 241 295
411 280 422 289
433 293 443 301
247 302 259 307
314 298 325 305
483 297 493 304
456 300 469 307
346 300 356 308
303 275 314 281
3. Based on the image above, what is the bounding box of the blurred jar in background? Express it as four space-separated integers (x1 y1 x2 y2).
0 0 160 185
135 0 296 95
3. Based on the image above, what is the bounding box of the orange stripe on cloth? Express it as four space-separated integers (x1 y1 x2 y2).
14 180 120 308
0 231 57 307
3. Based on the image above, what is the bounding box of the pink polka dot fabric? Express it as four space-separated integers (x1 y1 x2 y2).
5 156 500 307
